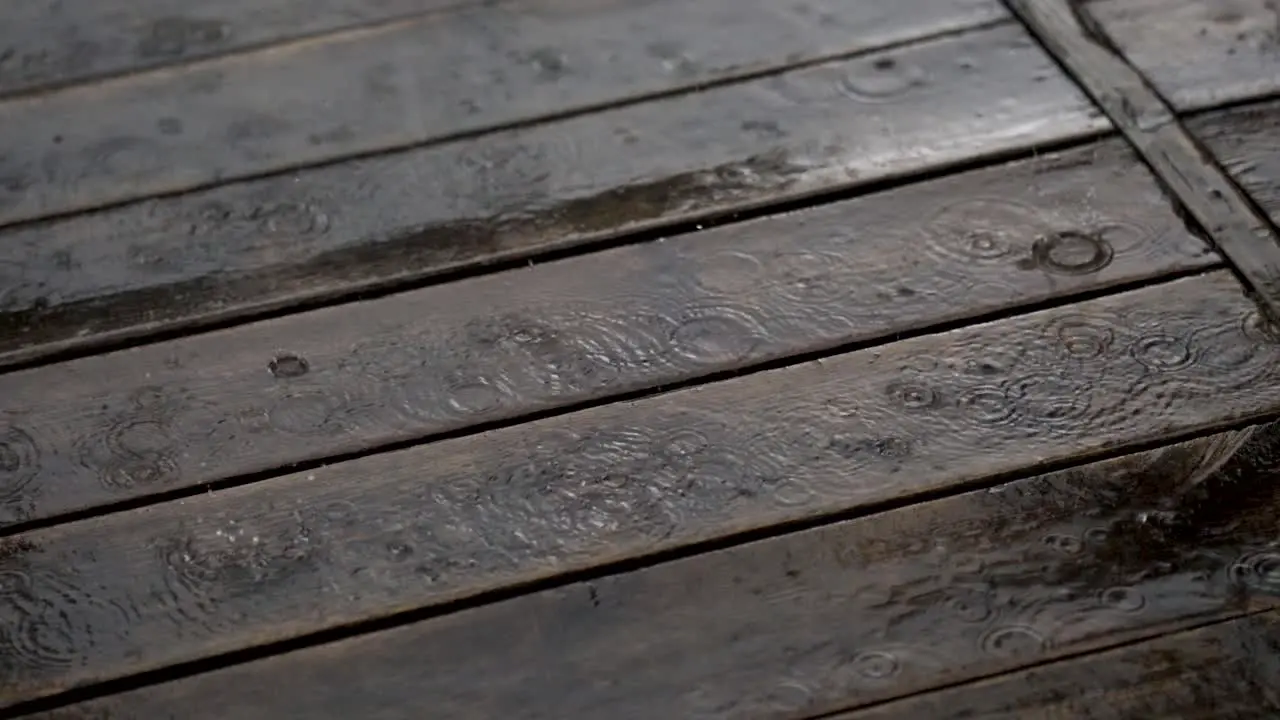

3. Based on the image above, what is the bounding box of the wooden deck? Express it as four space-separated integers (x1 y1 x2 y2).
2 0 1280 716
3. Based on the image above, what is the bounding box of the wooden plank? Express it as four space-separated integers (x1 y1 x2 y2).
0 136 1212 527
0 0 1008 228
0 0 469 99
843 613 1280 719
19 418 1280 717
1187 100 1280 227
0 22 1108 368
1086 0 1280 112
1007 0 1280 321
5 270 1280 708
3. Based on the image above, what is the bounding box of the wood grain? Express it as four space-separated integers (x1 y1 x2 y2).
1008 0 1280 321
5 270 1280 708
1086 0 1280 112
0 0 1007 227
20 420 1280 718
844 613 1280 719
0 137 1213 527
0 22 1107 369
1188 100 1280 226
0 0 471 98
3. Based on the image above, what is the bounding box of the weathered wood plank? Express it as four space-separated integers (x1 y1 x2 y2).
0 0 469 99
0 0 1007 227
0 137 1211 527
5 271 1280 708
1086 0 1280 112
1008 0 1280 320
0 22 1105 369
20 419 1280 717
1188 100 1280 226
844 613 1280 719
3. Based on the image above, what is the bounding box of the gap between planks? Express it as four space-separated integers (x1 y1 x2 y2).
5 271 1280 709
1004 0 1280 321
11 415 1280 717
0 135 1211 531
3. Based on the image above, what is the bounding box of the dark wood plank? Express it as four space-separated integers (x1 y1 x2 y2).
0 0 469 99
5 270 1280 708
843 613 1280 719
0 0 1007 227
22 420 1280 718
0 136 1212 527
1008 0 1280 320
1187 100 1280 227
0 22 1106 369
1086 0 1280 112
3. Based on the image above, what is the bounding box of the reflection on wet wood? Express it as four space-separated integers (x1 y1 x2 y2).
1188 100 1280 227
1086 0 1280 112
845 612 1280 719
24 427 1280 718
0 0 470 98
1008 0 1280 320
4 271 1280 707
0 0 1007 227
0 137 1211 527
0 22 1104 368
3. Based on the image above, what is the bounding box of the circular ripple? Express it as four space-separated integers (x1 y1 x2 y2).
1029 231 1114 275
74 417 180 490
0 568 130 674
839 55 927 104
0 426 39 506
923 198 1047 266
1007 372 1093 429
1045 316 1116 359
770 250 852 304
1242 310 1280 345
852 650 901 679
1100 586 1146 612
1174 311 1280 392
886 381 941 411
669 304 766 364
697 250 765 296
980 625 1047 657
947 591 993 623
267 391 349 436
1228 552 1280 595
958 386 1017 426
1130 334 1195 372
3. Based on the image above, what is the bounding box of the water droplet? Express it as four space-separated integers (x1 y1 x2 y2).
1030 231 1114 275
269 353 310 379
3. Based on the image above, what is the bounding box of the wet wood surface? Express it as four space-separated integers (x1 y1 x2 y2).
1189 100 1280 227
22 426 1280 719
6 271 1280 707
1009 0 1280 319
5 0 1280 717
0 0 1007 228
1086 0 1280 112
0 21 1104 369
0 137 1211 528
845 613 1280 719
0 0 472 98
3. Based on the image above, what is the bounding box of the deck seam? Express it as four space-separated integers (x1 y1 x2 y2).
1002 0 1280 323
0 17 1012 235
799 607 1280 720
5 408 1277 718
